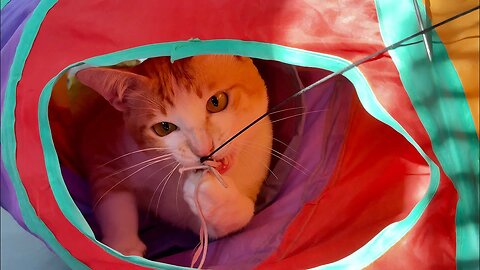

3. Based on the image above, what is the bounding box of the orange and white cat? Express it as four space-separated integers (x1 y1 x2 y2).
76 55 272 256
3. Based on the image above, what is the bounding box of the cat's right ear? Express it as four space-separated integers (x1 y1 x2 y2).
76 67 149 111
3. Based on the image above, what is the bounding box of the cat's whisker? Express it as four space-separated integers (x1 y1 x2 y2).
263 143 309 174
271 109 328 124
123 101 165 113
131 92 161 101
274 138 299 154
233 130 301 166
269 151 309 176
155 164 181 216
222 117 271 144
98 155 173 181
125 95 164 107
252 155 280 184
128 106 162 112
129 111 164 118
233 144 279 184
239 141 309 176
99 148 171 167
144 161 177 221
94 158 173 209
175 169 183 215
146 162 180 215
268 106 305 115
126 94 166 111
246 133 299 154
126 103 166 113
125 102 162 111
267 167 280 184
124 96 155 102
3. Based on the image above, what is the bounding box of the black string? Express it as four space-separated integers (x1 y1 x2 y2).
200 5 480 163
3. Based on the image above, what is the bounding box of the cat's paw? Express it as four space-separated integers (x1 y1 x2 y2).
102 236 147 257
183 172 255 238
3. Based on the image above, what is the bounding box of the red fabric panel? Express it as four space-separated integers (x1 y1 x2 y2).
368 173 457 269
257 92 431 269
13 0 456 268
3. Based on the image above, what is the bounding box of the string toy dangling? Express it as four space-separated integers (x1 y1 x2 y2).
178 165 227 269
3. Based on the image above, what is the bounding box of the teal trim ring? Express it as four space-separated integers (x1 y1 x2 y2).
39 40 439 269
0 0 90 269
375 0 479 266
0 0 11 10
2 0 440 269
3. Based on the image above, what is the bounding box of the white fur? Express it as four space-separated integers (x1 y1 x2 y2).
78 56 272 256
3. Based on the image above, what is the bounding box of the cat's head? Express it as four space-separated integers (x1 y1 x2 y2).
77 55 269 172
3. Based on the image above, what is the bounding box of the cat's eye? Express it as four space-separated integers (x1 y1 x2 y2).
206 91 228 113
152 122 177 137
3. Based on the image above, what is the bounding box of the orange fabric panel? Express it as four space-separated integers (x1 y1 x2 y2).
426 0 479 137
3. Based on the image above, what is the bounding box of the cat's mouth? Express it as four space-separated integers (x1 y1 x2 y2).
204 157 230 174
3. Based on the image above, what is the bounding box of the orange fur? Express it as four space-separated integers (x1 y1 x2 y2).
75 55 272 256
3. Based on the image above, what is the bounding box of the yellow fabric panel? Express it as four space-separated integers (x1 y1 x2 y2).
425 0 479 137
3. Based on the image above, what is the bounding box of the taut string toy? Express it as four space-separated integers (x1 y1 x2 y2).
200 5 480 164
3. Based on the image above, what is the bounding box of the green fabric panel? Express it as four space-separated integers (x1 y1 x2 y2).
0 0 90 269
375 0 480 266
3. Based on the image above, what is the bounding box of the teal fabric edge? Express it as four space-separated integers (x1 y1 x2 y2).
308 58 440 268
37 39 440 269
0 0 10 10
39 65 95 237
375 0 480 266
0 1 439 269
39 68 184 270
0 0 90 269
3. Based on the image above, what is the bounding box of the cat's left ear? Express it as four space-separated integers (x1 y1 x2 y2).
76 67 149 111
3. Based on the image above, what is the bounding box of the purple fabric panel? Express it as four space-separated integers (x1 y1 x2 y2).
59 67 353 268
57 65 352 268
62 59 307 259
0 163 26 229
1 0 40 229
160 71 354 269
0 0 40 48
61 167 99 231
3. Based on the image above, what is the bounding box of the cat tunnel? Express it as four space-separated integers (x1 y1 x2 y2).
1 0 478 269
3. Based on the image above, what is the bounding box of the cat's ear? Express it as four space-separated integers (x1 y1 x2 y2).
76 67 149 111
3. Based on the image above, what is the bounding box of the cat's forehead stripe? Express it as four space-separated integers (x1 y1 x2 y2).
127 55 258 115
141 57 204 108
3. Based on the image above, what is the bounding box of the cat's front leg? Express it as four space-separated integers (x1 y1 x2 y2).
95 191 146 256
183 172 255 238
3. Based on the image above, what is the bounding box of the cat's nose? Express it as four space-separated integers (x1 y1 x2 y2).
192 143 214 158
188 129 214 158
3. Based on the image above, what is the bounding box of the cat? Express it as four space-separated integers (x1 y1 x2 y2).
75 55 273 256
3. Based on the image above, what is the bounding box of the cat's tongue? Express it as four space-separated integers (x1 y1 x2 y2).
204 158 230 174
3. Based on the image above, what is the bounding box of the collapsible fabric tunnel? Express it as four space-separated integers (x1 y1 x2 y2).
1 0 479 269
